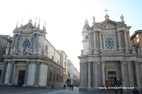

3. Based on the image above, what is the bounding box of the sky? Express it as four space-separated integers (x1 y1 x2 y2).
0 0 141 72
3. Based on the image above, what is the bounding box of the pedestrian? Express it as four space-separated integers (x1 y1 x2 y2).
63 84 66 90
71 85 74 90
69 85 71 90
51 85 53 89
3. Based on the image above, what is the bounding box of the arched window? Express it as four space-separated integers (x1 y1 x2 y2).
23 39 30 49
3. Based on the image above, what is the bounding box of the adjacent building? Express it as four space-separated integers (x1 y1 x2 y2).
79 14 142 93
0 20 68 88
67 60 79 87
0 35 12 83
131 30 142 53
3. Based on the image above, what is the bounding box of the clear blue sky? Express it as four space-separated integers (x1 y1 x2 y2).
0 0 141 71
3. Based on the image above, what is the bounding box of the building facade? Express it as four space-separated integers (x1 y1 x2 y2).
59 50 68 85
0 20 68 88
131 30 142 54
67 60 79 87
79 14 142 92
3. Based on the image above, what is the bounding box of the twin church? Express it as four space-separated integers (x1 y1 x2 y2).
79 14 142 92
0 20 67 88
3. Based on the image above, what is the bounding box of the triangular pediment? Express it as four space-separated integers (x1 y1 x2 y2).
100 20 117 30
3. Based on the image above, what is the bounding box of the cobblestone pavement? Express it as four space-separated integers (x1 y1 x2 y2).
0 86 92 94
0 86 132 94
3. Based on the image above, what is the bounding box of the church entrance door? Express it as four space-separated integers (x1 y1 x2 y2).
18 70 25 86
106 71 116 87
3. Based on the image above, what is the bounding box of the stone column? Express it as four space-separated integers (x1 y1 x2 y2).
23 62 29 86
0 62 7 85
135 62 141 87
121 61 129 93
118 31 122 52
128 62 134 86
97 62 102 87
102 62 105 86
88 62 91 88
81 63 87 88
27 62 36 86
39 63 48 87
93 62 98 88
12 63 17 85
4 61 14 85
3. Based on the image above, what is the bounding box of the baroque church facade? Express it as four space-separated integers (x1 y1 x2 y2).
0 20 68 88
79 14 142 92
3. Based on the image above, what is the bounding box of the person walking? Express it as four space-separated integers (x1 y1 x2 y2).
63 84 66 90
71 85 74 91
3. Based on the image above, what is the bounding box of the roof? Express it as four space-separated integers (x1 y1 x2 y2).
131 30 142 40
13 21 47 34
91 19 126 30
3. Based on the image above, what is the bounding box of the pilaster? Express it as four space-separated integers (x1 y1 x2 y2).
93 32 97 54
124 31 129 53
118 31 122 52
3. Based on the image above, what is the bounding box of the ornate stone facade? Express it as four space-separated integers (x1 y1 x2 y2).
0 20 68 88
79 15 142 93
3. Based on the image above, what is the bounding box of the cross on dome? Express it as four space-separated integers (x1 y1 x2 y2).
104 8 109 15
104 8 109 20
